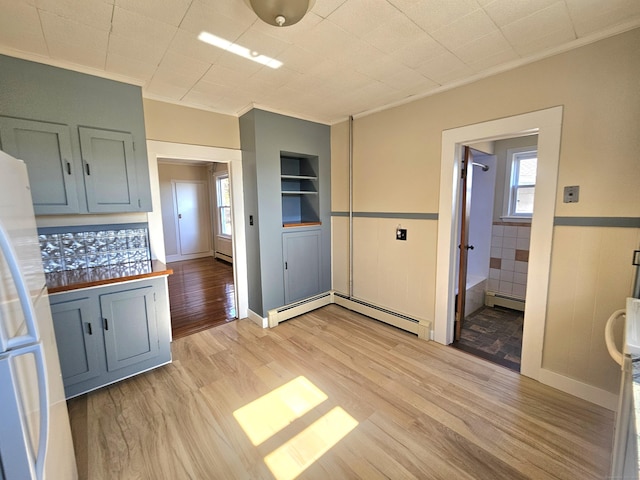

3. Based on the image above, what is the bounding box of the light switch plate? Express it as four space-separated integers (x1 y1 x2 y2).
563 185 579 203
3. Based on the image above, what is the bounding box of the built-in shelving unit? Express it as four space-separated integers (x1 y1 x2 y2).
280 153 320 227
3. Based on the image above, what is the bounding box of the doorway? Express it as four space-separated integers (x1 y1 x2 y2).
158 160 236 339
452 138 538 372
434 107 563 381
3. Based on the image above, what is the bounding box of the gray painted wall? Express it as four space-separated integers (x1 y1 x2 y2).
240 109 331 317
239 110 263 316
0 54 151 212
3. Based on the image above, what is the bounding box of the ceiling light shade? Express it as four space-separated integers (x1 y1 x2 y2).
245 0 316 27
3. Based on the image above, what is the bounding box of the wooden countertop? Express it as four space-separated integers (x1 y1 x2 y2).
46 260 173 294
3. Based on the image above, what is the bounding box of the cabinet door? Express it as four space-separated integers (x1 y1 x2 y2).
50 298 101 387
283 230 322 304
78 127 139 213
0 117 79 214
99 286 159 372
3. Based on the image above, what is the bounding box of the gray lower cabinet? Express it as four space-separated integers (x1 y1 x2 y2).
283 230 322 304
50 297 101 386
49 277 171 399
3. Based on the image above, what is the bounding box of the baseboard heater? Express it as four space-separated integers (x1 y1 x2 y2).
267 291 333 327
267 291 430 340
485 291 525 311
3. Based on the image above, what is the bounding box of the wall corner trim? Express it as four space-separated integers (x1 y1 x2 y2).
247 309 268 328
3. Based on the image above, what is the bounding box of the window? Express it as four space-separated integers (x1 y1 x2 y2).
504 147 537 218
216 174 232 237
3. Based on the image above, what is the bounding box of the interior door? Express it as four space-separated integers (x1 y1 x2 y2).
175 181 210 257
455 146 473 341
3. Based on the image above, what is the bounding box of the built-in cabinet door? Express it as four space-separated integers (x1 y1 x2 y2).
283 230 322 304
99 286 159 372
50 298 101 387
0 117 79 214
79 127 139 213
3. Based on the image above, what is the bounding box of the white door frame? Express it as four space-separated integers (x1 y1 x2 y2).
434 106 563 381
146 140 248 320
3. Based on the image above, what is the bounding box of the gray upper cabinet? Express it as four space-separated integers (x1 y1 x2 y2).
0 117 79 214
79 127 139 213
0 55 152 215
99 286 159 372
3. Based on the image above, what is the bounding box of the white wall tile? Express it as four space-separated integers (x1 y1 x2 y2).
515 261 528 273
516 237 530 250
503 225 518 237
500 270 514 282
491 246 502 257
512 283 526 298
501 248 515 260
491 235 503 247
499 280 513 294
492 224 504 236
517 226 531 238
514 272 528 285
489 268 501 279
488 278 499 291
503 236 517 248
502 259 515 272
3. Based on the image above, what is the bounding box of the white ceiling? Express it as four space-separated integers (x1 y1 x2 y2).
0 0 639 124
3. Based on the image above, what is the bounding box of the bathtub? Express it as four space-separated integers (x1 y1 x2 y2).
464 275 486 317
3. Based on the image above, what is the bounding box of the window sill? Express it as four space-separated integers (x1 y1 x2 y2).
499 216 532 223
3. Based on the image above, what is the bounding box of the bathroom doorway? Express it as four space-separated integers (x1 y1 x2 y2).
434 106 563 381
452 138 537 372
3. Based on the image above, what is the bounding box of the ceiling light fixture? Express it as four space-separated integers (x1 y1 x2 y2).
243 0 316 27
198 32 283 69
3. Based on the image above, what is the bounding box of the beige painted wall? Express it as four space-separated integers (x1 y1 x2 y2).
331 28 640 394
143 99 240 149
158 162 212 258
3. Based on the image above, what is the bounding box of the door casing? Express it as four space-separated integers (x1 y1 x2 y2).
434 106 563 381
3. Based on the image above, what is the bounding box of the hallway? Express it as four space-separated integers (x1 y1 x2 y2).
167 257 236 339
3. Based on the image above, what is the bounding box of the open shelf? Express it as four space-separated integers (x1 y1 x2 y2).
281 153 320 226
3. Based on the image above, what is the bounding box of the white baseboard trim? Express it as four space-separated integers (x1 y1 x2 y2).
247 309 268 328
268 292 333 328
166 251 213 263
538 368 618 411
333 294 430 339
215 252 233 263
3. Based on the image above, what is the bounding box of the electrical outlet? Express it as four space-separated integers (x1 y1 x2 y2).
563 185 579 203
396 228 407 241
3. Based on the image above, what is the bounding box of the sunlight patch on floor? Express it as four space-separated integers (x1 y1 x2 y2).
233 376 328 446
263 406 358 480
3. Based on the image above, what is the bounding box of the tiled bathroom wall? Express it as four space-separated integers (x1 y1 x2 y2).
39 224 150 273
488 222 530 300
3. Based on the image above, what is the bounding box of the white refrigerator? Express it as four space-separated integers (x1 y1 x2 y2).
0 150 77 479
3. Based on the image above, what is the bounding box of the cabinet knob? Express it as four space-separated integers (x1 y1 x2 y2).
86 322 92 335
66 161 72 175
85 162 91 176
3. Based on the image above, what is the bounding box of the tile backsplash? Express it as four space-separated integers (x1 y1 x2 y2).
39 224 150 273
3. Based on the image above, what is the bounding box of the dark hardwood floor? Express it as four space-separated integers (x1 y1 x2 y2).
167 257 236 340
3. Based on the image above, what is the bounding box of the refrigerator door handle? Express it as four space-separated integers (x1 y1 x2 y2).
0 220 41 351
605 309 626 367
0 343 50 480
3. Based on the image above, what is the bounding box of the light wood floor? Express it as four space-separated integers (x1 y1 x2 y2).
167 257 236 340
67 305 614 480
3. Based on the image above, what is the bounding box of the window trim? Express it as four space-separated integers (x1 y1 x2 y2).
215 173 232 239
502 146 537 221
